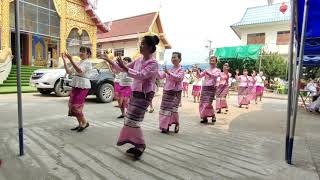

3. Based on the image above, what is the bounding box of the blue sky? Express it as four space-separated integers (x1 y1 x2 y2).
96 0 284 65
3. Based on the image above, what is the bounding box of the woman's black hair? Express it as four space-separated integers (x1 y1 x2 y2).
123 57 132 63
210 56 218 63
143 35 160 53
80 46 92 57
172 52 182 60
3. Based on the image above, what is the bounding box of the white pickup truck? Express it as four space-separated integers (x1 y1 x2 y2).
29 66 70 96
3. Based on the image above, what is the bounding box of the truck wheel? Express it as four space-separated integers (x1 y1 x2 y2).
38 88 52 95
97 83 114 103
54 80 70 97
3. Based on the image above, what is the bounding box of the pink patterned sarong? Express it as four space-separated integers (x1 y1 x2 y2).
199 86 216 118
159 90 181 131
68 88 89 118
216 84 229 110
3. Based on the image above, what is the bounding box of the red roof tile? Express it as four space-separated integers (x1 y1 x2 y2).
97 12 157 39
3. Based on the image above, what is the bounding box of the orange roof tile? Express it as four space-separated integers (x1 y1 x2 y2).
97 12 157 39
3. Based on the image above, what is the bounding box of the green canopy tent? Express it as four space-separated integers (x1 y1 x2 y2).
214 45 263 60
214 45 264 72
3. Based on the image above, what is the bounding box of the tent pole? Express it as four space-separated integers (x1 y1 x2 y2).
259 55 262 72
285 0 295 163
288 0 309 165
14 0 24 156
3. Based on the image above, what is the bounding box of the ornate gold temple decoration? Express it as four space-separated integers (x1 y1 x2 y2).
0 48 12 63
1 0 10 50
34 42 47 66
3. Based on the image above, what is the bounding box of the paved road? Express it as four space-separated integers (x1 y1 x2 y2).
0 92 319 180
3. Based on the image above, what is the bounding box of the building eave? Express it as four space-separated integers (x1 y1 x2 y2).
230 26 241 39
82 0 108 33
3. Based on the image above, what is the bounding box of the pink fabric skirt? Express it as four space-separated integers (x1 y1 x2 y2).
256 86 264 96
216 85 229 110
192 85 201 96
199 86 216 118
114 82 120 100
248 86 256 101
117 126 145 148
216 98 228 110
159 90 181 131
238 87 250 106
119 86 132 98
68 88 89 118
119 86 132 109
117 91 155 149
183 82 189 91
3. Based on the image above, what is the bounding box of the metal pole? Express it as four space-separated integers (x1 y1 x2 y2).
285 0 295 162
14 0 24 156
288 0 309 164
208 40 212 62
258 55 262 72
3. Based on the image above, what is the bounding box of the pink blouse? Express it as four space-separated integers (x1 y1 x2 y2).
158 66 184 91
217 72 231 86
236 75 249 87
198 67 221 86
248 76 256 87
110 57 159 93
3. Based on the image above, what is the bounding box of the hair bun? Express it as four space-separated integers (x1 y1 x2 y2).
152 35 160 45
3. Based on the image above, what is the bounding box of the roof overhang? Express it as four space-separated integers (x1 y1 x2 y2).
151 13 172 49
82 0 108 33
231 20 290 39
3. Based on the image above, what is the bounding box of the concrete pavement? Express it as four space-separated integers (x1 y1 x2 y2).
0 91 319 180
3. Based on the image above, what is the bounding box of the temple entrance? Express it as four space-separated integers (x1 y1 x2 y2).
10 32 30 66
9 0 60 67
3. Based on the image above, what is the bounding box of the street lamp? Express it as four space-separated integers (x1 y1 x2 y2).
205 40 213 62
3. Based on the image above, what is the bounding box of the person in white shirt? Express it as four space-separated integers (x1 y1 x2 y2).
117 57 134 118
182 69 192 97
306 79 318 100
255 72 266 102
62 47 92 132
192 68 203 103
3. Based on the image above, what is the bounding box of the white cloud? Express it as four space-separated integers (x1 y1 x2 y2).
96 0 284 64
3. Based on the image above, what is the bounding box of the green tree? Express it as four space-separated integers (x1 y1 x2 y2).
258 52 287 81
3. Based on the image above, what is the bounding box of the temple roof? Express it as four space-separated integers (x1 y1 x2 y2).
82 0 108 33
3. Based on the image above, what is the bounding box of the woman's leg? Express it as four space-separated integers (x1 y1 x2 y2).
77 116 89 132
149 101 154 113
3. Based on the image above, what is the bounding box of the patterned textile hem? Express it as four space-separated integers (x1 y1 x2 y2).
216 98 228 110
159 90 181 130
199 86 216 118
238 87 249 106
116 141 146 149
